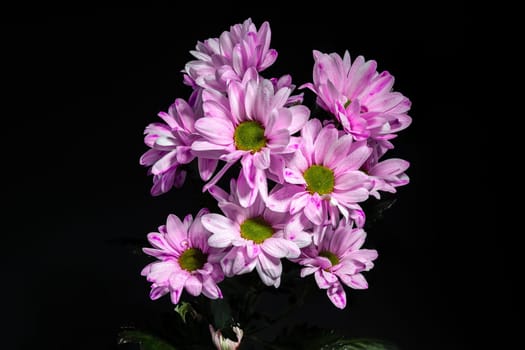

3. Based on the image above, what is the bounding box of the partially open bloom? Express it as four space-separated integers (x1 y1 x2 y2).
184 18 277 91
297 221 378 309
141 209 224 304
202 180 308 287
209 324 243 350
140 98 218 196
302 50 411 145
267 119 372 227
192 71 309 206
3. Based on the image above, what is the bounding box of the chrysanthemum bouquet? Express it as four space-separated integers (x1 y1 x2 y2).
120 18 411 350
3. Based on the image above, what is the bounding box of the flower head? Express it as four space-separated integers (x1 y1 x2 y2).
184 18 277 91
297 221 378 309
267 119 372 227
201 180 310 287
141 209 224 304
302 50 411 146
192 71 309 206
140 98 217 196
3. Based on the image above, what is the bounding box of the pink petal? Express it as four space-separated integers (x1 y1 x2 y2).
334 188 370 204
266 108 291 135
194 118 234 145
147 232 175 253
324 134 353 168
327 282 347 309
198 158 218 181
237 171 258 208
301 119 322 156
151 150 178 175
221 247 257 276
253 148 270 169
300 266 318 277
140 149 163 166
289 192 309 215
256 168 269 203
166 214 188 249
348 58 377 98
369 158 410 178
202 161 236 192
348 273 368 289
283 168 305 185
228 81 246 124
191 140 228 158
314 270 331 289
287 105 310 134
334 171 369 191
257 252 282 279
261 237 300 259
202 214 238 248
338 142 373 172
150 286 169 301
267 129 290 152
314 125 338 165
201 277 222 299
267 185 302 212
184 275 203 296
303 195 325 225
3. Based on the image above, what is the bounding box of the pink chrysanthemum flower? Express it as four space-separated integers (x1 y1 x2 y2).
297 221 378 309
141 209 224 305
184 18 277 91
192 71 309 207
267 119 372 227
201 180 310 287
139 98 219 196
302 50 412 145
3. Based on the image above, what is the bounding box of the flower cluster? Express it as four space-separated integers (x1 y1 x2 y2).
140 18 411 310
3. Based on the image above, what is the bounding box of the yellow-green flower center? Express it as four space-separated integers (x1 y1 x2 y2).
240 217 274 244
178 248 207 272
303 165 335 195
344 99 352 108
319 251 340 267
234 121 267 152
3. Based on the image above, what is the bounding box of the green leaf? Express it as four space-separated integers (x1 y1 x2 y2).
320 338 399 350
118 330 178 350
174 301 197 324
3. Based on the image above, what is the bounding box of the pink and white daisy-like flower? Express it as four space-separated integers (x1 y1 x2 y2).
297 221 378 309
184 18 277 91
192 71 309 207
267 119 372 227
302 50 411 144
140 98 219 196
141 209 224 305
201 180 310 287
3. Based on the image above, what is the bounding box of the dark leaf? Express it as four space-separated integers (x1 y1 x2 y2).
117 330 178 350
320 338 399 350
209 297 233 331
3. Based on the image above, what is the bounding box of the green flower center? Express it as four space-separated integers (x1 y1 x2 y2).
319 251 340 267
234 121 267 152
303 165 335 195
240 217 274 244
178 248 207 272
344 99 352 108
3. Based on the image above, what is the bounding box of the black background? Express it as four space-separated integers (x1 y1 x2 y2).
3 4 490 350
